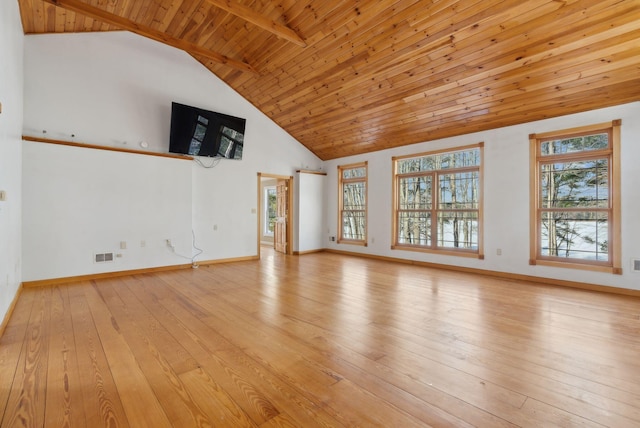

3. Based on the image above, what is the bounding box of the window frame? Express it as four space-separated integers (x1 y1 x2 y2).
391 143 484 259
337 161 368 246
529 120 622 274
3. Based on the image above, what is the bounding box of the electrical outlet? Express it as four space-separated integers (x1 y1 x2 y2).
94 252 114 263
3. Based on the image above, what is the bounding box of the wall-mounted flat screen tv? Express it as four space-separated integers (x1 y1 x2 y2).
169 102 246 159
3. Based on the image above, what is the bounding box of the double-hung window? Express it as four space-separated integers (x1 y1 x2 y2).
338 162 367 245
392 144 483 257
530 120 621 273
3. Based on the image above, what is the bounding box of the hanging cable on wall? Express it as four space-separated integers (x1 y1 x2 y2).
193 156 222 168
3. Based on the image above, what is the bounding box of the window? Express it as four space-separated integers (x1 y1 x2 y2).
264 186 277 236
392 144 483 257
529 120 621 274
338 162 367 245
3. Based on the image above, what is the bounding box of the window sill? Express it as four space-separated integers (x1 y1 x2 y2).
391 245 483 259
530 258 622 275
337 239 367 247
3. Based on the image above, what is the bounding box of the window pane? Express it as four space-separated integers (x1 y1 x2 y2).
342 210 366 240
540 211 609 261
397 148 480 173
437 211 478 249
541 133 608 156
438 149 481 169
399 176 432 209
342 167 366 179
397 212 430 245
540 159 608 208
266 188 277 234
439 172 479 209
343 182 366 209
397 157 437 173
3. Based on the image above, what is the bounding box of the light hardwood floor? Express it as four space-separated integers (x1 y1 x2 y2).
1 249 639 427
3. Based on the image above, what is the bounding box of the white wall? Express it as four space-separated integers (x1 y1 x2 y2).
0 1 24 321
22 141 192 281
324 102 640 291
22 31 322 280
296 172 326 253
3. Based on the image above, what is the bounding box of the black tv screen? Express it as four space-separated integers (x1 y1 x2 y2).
169 102 246 159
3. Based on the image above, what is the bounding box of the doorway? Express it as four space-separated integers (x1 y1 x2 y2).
258 173 293 257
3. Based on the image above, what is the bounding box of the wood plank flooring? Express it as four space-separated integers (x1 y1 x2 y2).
1 249 640 427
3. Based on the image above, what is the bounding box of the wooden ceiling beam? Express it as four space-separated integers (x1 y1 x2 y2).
44 0 257 74
203 0 306 47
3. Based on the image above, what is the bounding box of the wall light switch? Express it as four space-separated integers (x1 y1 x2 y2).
120 241 127 250
0 191 6 201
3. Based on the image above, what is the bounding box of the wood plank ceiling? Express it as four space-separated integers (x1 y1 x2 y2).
17 0 640 160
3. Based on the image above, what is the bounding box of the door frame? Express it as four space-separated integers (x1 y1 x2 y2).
257 173 294 257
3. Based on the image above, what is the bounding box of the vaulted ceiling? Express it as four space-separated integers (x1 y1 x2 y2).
17 0 640 160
